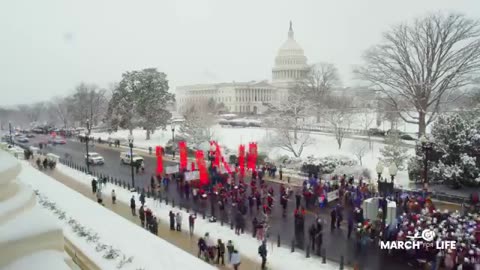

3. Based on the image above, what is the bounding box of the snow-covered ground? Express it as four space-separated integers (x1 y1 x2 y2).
92 125 415 187
18 161 216 270
58 163 349 270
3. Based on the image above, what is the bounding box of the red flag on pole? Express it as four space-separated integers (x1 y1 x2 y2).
238 144 245 178
155 146 163 175
195 150 209 186
179 141 188 170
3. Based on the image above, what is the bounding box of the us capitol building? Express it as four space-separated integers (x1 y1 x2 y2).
175 22 309 114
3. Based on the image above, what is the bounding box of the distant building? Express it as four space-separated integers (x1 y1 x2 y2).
176 21 309 114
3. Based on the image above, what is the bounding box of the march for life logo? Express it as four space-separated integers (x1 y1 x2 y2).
380 229 456 250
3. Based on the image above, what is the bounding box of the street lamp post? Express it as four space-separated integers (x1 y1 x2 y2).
376 161 384 181
8 122 13 146
128 134 135 190
171 123 175 160
420 135 432 190
85 120 91 174
388 163 398 183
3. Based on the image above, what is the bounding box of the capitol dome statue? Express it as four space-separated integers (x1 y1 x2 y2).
272 21 309 85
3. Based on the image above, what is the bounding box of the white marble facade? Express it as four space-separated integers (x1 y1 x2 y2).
176 21 309 114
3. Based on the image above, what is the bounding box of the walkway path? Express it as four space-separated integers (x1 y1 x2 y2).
41 167 260 270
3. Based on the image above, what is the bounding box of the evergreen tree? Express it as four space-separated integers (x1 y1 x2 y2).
106 68 174 138
429 112 480 185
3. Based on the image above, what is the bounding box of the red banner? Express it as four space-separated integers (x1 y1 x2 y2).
195 150 209 186
238 144 245 178
156 146 163 175
251 142 258 170
179 141 188 170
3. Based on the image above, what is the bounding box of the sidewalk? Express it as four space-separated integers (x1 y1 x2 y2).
42 168 259 270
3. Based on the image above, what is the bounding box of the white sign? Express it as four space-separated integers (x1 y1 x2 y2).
326 190 339 202
166 165 179 174
185 171 200 181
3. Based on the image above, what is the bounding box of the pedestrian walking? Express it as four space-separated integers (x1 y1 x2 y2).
226 240 234 262
258 240 267 269
252 217 258 238
140 192 145 206
198 237 207 260
152 216 158 235
139 206 145 227
189 214 196 236
295 192 301 209
330 208 337 232
216 239 225 265
111 189 116 204
230 249 241 270
347 212 354 239
169 210 175 230
308 223 317 251
91 178 98 193
96 189 103 204
130 196 136 216
176 212 183 231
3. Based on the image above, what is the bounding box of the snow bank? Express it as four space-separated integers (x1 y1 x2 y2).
57 163 348 270
19 161 216 270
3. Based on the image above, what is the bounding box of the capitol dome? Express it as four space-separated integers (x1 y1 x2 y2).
272 21 309 83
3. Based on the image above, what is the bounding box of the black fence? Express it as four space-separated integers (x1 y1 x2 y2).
56 157 348 269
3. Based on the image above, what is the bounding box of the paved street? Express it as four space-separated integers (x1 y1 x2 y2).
22 135 417 270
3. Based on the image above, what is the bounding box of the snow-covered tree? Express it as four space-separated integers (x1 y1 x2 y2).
356 13 480 136
264 90 312 157
380 132 410 170
106 69 174 137
134 68 174 140
324 95 353 149
179 102 215 149
297 62 341 122
70 83 107 126
428 111 480 185
350 141 369 166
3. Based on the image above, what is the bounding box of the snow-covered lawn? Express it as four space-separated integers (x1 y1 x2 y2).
57 163 350 270
18 161 216 270
93 125 414 187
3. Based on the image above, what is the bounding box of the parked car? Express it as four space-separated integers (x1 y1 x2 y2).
53 137 66 144
16 137 29 143
400 134 415 141
386 129 402 136
26 134 35 138
368 128 385 137
85 152 105 165
120 152 144 165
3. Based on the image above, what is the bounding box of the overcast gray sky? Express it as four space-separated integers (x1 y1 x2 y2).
1 0 479 106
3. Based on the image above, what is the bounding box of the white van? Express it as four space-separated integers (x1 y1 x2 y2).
120 152 144 165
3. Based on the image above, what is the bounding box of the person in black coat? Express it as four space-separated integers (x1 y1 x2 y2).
308 223 317 251
316 228 323 256
139 206 145 227
91 178 97 194
258 241 267 269
330 208 337 232
169 210 175 231
130 196 136 216
295 192 301 209
140 192 145 206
